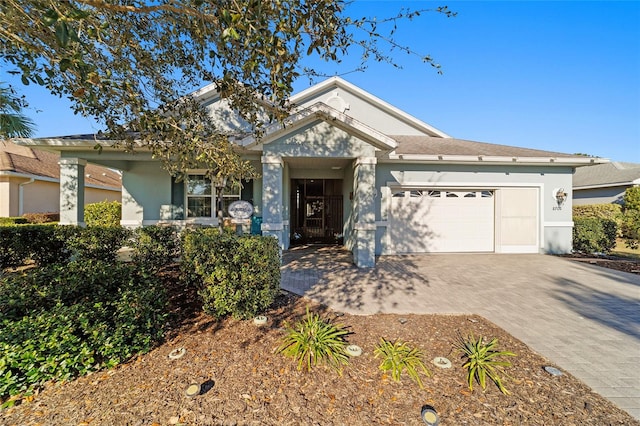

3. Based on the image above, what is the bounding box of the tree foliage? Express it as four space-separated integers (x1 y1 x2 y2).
623 187 640 212
0 83 35 138
1 1 455 180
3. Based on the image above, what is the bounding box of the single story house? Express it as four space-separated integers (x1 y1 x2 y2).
573 161 640 206
0 140 121 217
16 77 605 267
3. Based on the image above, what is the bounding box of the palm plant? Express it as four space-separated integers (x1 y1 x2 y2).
276 308 350 374
0 84 35 139
456 333 516 395
374 338 431 388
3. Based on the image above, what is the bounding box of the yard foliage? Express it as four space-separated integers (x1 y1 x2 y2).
572 203 622 226
0 223 285 407
182 229 281 319
131 225 180 272
573 200 640 251
2 1 454 183
0 225 130 270
572 217 617 254
85 200 122 227
623 187 640 211
0 260 167 404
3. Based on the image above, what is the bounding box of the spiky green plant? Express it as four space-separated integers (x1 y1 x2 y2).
276 308 349 374
374 338 431 388
456 333 516 395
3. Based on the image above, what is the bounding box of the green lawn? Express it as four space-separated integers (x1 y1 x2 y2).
611 239 640 259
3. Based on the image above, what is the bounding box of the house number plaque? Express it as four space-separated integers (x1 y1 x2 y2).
228 200 253 220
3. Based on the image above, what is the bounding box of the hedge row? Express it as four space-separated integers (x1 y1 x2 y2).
0 260 167 401
0 225 130 270
0 225 179 271
182 229 281 319
0 217 27 226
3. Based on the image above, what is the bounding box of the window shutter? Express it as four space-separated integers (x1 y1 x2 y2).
171 176 185 214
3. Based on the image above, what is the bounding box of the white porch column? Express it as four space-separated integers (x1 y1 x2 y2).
261 155 285 250
59 158 87 226
353 156 377 268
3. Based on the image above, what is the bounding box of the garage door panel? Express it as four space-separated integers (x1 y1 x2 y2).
391 190 494 254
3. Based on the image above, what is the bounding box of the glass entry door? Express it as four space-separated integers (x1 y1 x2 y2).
291 179 343 244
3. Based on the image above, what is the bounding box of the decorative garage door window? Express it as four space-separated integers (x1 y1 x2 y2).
392 190 494 199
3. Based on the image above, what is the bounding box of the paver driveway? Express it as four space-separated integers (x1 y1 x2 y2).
281 246 640 420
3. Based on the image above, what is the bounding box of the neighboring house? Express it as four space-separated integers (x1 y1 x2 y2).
0 140 121 217
16 77 604 267
573 161 640 206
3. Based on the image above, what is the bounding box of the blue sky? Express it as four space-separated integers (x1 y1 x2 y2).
3 1 639 161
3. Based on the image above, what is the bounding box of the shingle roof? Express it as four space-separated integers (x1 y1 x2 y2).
573 161 640 188
391 135 578 158
0 141 121 189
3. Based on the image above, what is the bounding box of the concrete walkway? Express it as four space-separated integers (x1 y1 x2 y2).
281 246 640 420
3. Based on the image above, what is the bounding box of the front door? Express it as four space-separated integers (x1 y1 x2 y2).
290 179 343 244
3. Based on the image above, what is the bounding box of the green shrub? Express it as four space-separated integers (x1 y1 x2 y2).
623 186 640 211
85 201 122 227
573 203 623 220
0 217 27 226
131 225 179 271
374 338 430 389
621 209 640 249
181 230 280 319
276 308 349 373
573 217 617 253
0 225 130 270
0 260 168 402
0 227 22 269
456 333 516 395
573 203 623 232
0 225 71 269
65 226 131 262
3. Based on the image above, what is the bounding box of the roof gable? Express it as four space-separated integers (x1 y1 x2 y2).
240 102 397 151
290 77 449 138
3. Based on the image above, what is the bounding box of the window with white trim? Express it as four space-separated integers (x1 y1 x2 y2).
186 175 213 218
220 180 243 216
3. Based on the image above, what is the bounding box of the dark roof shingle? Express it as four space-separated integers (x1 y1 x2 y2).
573 161 640 187
391 135 578 158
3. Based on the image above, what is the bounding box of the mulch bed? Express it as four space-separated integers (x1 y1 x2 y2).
561 253 640 275
1 265 638 426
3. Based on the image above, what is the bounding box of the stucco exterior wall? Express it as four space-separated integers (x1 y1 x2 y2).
573 186 627 205
374 164 574 255
121 162 171 225
85 187 121 204
0 175 120 217
22 180 59 214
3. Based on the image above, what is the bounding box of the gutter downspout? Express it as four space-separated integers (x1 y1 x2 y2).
18 178 35 216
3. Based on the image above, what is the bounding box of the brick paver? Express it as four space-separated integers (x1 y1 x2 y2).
281 246 640 420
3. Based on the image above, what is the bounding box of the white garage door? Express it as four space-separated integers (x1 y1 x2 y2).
390 189 495 253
